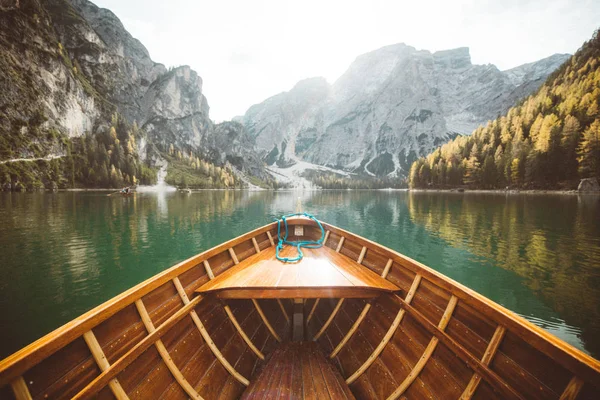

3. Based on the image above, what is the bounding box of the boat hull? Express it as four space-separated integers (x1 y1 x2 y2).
0 217 598 399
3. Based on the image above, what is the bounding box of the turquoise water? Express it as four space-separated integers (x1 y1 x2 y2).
0 191 599 360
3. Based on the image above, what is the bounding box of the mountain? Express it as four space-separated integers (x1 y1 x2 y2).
240 44 569 177
409 29 600 190
0 0 271 190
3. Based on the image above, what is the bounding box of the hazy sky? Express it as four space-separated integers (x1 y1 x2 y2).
94 0 599 122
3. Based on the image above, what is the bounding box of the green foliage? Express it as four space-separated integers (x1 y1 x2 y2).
164 153 241 189
303 170 406 189
0 113 157 190
410 29 600 190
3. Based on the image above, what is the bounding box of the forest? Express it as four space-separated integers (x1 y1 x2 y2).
0 113 157 191
409 30 600 190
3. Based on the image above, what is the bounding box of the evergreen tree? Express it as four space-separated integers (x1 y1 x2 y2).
578 119 600 178
408 29 600 190
464 156 481 186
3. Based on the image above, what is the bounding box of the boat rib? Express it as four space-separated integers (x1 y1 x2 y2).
386 295 457 399
134 299 207 398
345 274 422 385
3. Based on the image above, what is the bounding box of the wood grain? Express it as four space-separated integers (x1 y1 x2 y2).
71 296 202 399
252 299 281 342
10 377 31 400
82 331 129 400
240 342 356 399
196 246 399 299
386 294 457 399
460 325 506 399
314 299 345 340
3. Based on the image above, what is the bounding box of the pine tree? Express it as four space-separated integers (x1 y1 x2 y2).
578 119 600 178
464 156 481 186
481 155 496 187
510 158 521 187
560 115 581 181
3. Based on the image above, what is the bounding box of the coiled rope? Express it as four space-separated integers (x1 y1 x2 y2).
273 212 325 263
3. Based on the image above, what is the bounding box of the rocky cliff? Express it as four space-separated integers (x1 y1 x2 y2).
240 44 569 177
0 0 269 187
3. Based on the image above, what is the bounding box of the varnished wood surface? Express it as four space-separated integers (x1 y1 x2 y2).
1 216 600 400
0 221 279 388
196 246 399 299
241 342 355 399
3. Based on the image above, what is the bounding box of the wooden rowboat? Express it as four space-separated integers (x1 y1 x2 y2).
1 216 599 399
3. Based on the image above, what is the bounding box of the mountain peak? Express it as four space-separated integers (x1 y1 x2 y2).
433 47 472 68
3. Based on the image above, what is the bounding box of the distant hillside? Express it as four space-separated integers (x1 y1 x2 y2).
409 30 600 190
0 0 272 190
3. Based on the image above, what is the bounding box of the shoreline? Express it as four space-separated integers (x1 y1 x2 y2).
408 188 600 195
2 187 599 195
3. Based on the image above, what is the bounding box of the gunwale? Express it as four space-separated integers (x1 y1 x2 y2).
0 217 599 399
0 221 279 387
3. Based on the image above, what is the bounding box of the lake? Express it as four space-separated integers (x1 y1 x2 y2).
0 190 599 360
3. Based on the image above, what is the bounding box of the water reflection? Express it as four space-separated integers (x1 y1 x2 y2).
407 192 600 356
0 191 598 360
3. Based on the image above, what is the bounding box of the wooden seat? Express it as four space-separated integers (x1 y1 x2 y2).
241 342 356 399
196 245 399 299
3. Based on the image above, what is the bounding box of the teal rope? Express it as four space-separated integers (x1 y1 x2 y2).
273 212 325 263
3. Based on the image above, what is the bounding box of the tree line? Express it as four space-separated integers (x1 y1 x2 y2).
410 29 600 190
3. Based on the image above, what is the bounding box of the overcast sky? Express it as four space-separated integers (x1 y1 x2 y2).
94 0 599 122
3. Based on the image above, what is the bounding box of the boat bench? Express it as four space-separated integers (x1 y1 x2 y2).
240 342 356 399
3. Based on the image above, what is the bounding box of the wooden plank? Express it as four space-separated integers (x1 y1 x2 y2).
392 295 524 400
72 296 203 400
224 305 265 360
314 299 345 340
345 273 422 385
277 299 291 323
330 303 372 359
323 230 330 246
251 237 261 254
214 288 383 299
82 331 129 400
134 299 207 399
381 259 393 279
229 248 240 265
175 275 266 362
336 237 345 253
357 246 367 264
252 299 281 342
386 337 439 400
0 221 281 388
386 294 457 399
559 376 584 400
196 246 399 299
405 274 421 303
266 231 275 246
345 308 406 385
10 376 32 400
203 260 215 280
330 258 397 359
460 325 506 399
172 277 190 304
154 339 205 400
438 295 458 330
306 299 320 324
189 308 249 386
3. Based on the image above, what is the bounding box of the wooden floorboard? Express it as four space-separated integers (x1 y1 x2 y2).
241 342 356 399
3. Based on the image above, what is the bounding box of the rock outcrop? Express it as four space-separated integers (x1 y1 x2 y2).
578 178 600 192
0 0 270 184
241 44 569 177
